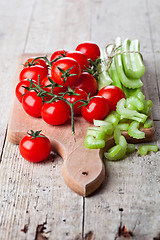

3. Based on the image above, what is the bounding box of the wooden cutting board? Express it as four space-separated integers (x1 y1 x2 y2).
7 54 155 197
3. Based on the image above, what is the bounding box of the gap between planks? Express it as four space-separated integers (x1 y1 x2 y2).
0 126 8 162
146 0 160 100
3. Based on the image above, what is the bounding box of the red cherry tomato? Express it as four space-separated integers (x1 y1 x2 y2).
41 100 70 125
75 41 100 62
66 51 90 71
81 96 109 123
41 75 67 95
64 88 88 116
97 86 126 111
19 131 51 163
23 57 48 70
15 79 36 103
51 57 81 87
50 49 68 65
74 72 97 97
22 90 43 118
19 65 48 83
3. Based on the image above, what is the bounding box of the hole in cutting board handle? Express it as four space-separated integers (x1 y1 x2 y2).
82 171 88 176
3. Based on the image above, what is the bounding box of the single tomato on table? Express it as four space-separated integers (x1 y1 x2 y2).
74 72 97 97
51 57 81 87
97 86 126 111
41 100 70 125
19 65 48 83
19 130 51 163
64 88 88 116
81 96 109 123
75 41 100 62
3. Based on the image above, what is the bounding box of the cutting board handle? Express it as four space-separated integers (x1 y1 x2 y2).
62 142 105 197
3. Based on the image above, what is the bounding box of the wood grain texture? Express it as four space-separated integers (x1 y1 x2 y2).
0 0 160 239
0 1 84 239
0 0 35 155
0 142 83 240
84 0 160 239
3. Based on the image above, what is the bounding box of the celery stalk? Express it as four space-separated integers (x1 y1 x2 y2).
139 145 158 155
97 49 113 90
114 37 143 89
128 121 145 139
116 98 147 123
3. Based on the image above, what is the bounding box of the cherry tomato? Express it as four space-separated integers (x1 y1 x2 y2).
19 131 51 163
51 57 81 87
41 75 67 95
74 72 97 97
66 51 90 71
23 57 48 70
64 88 87 116
22 90 43 118
75 41 100 62
97 86 126 111
19 65 48 83
50 49 68 65
15 79 36 103
41 100 70 125
81 96 109 123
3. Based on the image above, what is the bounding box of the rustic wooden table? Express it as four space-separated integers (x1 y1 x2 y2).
0 0 160 239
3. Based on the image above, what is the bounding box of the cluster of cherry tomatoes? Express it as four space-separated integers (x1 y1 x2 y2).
16 41 125 131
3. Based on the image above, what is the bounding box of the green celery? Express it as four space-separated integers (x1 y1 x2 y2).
84 135 105 149
104 128 127 161
125 96 144 111
143 118 153 128
107 144 122 158
116 98 147 123
128 121 145 139
137 91 145 101
93 119 114 135
127 144 136 154
139 145 158 155
87 129 105 140
104 135 127 161
108 58 122 89
104 111 120 126
114 37 143 89
123 87 142 98
130 39 145 78
142 100 153 116
122 38 145 79
116 123 129 131
97 49 113 90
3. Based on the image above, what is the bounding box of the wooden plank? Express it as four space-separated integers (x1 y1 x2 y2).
145 0 160 121
24 0 91 53
0 0 160 239
84 0 160 239
0 142 83 240
0 0 91 238
84 122 160 239
0 0 35 154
